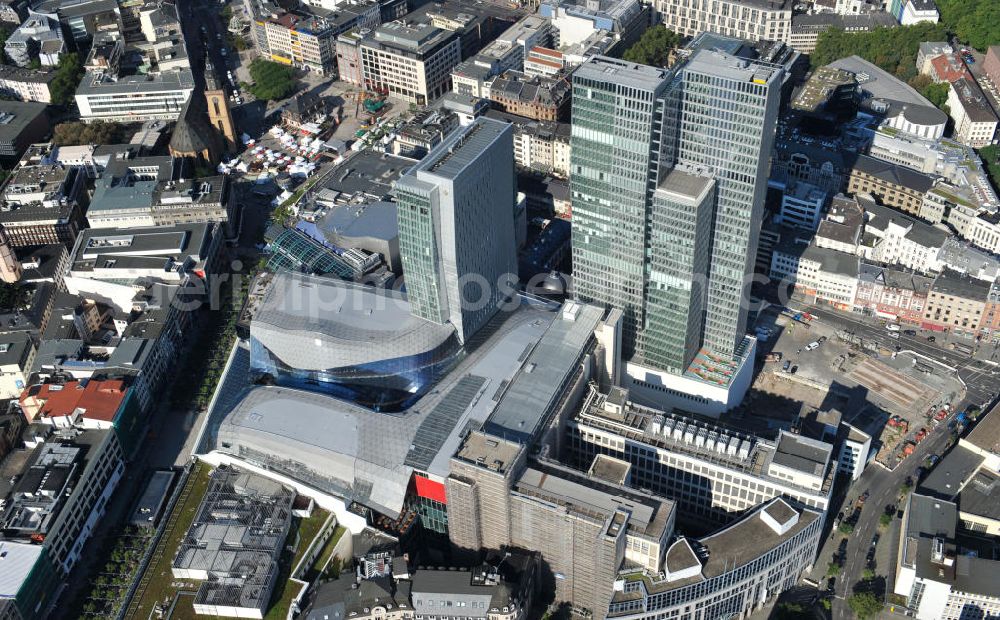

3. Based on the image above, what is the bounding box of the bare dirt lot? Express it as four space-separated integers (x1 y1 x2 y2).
738 307 963 469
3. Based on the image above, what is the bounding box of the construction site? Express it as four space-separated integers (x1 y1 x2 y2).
741 306 964 470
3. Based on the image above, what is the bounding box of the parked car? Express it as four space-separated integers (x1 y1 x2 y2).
887 323 901 332
818 336 827 344
903 329 917 336
782 360 791 372
789 365 798 374
805 341 819 351
927 335 936 342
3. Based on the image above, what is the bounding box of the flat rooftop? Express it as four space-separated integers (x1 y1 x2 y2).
614 498 820 599
404 117 511 182
957 469 1000 522
575 389 835 496
0 101 47 142
920 444 985 499
964 406 1000 456
657 168 714 204
318 150 410 201
209 296 588 516
827 56 932 107
573 55 671 92
515 460 674 541
76 67 194 95
697 499 818 578
772 431 834 477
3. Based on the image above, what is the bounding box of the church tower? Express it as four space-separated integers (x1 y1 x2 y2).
204 61 237 152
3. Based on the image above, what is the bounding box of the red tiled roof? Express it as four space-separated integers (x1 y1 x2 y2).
21 379 128 423
530 46 563 59
931 53 971 84
527 56 562 70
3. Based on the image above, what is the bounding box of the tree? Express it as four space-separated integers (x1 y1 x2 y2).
53 121 129 146
773 602 811 620
908 74 951 110
980 145 1000 194
622 27 681 68
827 561 841 576
838 521 855 535
879 512 893 528
49 52 85 106
936 0 1000 52
848 591 884 619
862 567 876 580
0 26 10 60
247 59 296 101
812 22 949 80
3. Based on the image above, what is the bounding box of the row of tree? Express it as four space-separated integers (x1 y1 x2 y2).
49 52 85 106
170 266 249 413
79 526 155 617
53 120 130 146
936 0 1000 53
811 22 948 83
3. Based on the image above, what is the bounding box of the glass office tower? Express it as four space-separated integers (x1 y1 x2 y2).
395 117 518 344
570 51 782 409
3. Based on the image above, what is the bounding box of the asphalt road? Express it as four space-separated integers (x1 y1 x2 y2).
54 0 264 611
822 422 954 620
800 304 1000 410
791 303 998 619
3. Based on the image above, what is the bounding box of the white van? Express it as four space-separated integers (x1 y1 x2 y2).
886 324 901 332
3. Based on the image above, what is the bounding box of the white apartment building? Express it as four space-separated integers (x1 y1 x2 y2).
900 0 939 25
450 15 551 98
778 181 827 230
947 78 999 148
656 0 792 45
608 499 823 620
815 194 864 255
75 68 194 122
565 387 835 526
0 64 53 102
487 110 571 178
770 240 860 310
894 493 1000 620
861 201 947 273
360 21 461 105
0 331 35 398
838 424 871 481
0 429 125 575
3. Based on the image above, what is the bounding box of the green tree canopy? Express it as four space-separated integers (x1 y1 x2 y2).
53 121 129 145
49 52 85 106
848 592 884 619
622 27 681 67
247 59 296 101
811 22 948 82
773 602 811 620
908 74 951 110
937 0 1000 52
980 145 1000 192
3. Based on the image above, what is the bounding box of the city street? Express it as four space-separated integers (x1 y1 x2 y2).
800 304 1000 409
792 301 997 619
53 0 270 612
